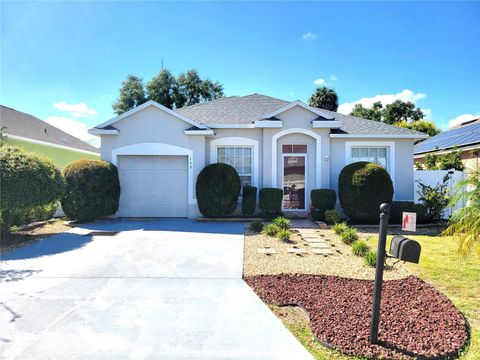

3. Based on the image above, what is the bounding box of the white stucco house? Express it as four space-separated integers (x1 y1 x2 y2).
89 94 428 218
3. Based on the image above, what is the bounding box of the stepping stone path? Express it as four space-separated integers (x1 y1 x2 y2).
257 247 277 255
287 247 307 254
295 228 335 256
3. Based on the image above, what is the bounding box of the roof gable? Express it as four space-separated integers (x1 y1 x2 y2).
95 100 208 130
261 100 335 120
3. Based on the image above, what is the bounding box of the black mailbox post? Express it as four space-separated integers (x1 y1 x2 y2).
389 235 421 264
369 205 422 344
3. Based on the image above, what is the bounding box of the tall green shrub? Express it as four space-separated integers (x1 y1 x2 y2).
0 146 65 233
390 201 428 224
61 159 120 222
196 163 241 217
242 186 257 216
259 188 283 219
338 162 394 223
310 189 336 220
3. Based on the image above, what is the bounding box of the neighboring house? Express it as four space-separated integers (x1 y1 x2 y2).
414 118 480 170
89 94 427 218
1 105 99 168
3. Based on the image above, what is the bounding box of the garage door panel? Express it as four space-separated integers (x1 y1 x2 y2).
117 155 188 217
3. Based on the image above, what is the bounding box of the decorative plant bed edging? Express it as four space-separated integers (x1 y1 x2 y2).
245 274 469 359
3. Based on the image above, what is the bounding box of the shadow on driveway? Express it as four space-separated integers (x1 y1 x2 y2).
1 233 92 261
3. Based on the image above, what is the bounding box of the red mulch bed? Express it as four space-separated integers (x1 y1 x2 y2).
245 274 469 359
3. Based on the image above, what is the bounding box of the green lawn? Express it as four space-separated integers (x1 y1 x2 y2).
364 233 480 360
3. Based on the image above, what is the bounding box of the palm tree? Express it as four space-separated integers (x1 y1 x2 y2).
443 165 480 256
308 86 339 111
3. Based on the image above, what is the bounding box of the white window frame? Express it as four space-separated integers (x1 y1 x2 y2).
281 148 308 211
345 141 396 192
210 137 259 188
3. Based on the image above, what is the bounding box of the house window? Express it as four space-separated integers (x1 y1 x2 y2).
217 146 253 186
351 147 388 169
282 144 307 153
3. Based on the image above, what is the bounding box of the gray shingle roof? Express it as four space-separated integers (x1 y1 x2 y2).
414 121 480 154
176 93 426 137
0 105 99 153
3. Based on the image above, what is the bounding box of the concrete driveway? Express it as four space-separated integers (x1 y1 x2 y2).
0 219 312 359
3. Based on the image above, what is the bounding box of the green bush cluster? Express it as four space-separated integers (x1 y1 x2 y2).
338 162 394 223
390 201 428 224
242 186 257 216
196 163 241 217
263 223 279 236
419 148 464 171
249 220 263 233
310 189 336 220
341 227 359 244
0 146 65 233
324 210 341 225
364 250 378 267
61 159 120 222
277 229 290 242
352 240 370 257
272 216 290 230
332 222 348 235
259 188 283 219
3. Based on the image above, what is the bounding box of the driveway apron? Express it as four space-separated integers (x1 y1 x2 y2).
0 219 312 359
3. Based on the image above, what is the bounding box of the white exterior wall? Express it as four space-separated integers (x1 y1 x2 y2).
330 138 416 201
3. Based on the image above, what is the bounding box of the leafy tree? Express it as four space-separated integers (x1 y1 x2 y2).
424 153 438 170
443 165 480 256
382 100 424 125
112 75 147 115
438 148 464 171
176 69 223 108
308 86 339 111
395 119 441 137
146 69 178 109
350 102 383 122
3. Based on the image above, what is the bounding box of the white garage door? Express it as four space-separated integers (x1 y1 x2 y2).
117 155 188 217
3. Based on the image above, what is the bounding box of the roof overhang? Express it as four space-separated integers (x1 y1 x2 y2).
262 100 335 120
93 100 209 131
184 129 215 136
312 120 342 129
88 128 120 135
330 134 429 139
5 133 99 155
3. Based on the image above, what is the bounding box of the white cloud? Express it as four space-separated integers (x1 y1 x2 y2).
329 75 338 82
45 116 100 148
337 89 427 115
53 101 97 118
302 32 317 40
313 78 326 86
448 113 480 128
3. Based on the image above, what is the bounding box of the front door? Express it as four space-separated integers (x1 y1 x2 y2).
282 155 306 210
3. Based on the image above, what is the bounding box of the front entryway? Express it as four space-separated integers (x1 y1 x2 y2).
282 145 307 210
117 155 188 217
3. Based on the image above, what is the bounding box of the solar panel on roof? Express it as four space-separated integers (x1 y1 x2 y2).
414 122 480 154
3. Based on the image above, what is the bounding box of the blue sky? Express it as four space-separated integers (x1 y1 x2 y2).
1 1 479 146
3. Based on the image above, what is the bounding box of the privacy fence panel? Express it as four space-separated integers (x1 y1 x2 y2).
414 170 464 219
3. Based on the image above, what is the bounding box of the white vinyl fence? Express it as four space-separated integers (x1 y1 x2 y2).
414 170 464 219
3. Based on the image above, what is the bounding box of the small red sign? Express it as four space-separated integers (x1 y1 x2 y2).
402 212 417 232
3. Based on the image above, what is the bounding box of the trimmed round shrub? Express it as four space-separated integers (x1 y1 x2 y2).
338 162 394 223
250 220 263 233
263 223 279 236
242 186 257 216
1 146 65 233
390 201 428 224
352 240 370 257
259 188 283 219
324 209 341 225
341 227 359 244
364 250 377 267
272 216 290 230
277 229 290 242
61 159 120 222
196 163 241 217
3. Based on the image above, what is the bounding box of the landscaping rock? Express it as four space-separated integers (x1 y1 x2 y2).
245 274 468 360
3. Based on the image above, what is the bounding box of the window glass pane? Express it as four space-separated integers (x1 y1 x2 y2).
351 148 359 158
225 148 234 157
244 147 252 157
217 147 225 157
360 148 369 157
378 148 387 157
282 145 292 153
239 176 252 187
292 145 307 153
368 148 377 157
